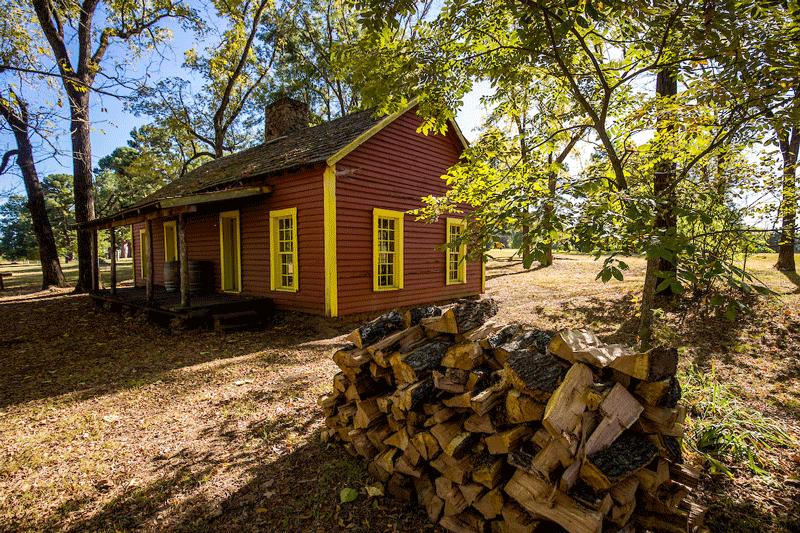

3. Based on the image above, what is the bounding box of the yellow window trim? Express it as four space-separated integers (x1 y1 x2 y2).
219 210 242 293
446 218 467 285
163 220 178 262
323 165 338 316
373 208 404 291
139 228 148 279
269 207 299 292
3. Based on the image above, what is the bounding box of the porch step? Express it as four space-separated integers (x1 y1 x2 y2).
212 310 267 332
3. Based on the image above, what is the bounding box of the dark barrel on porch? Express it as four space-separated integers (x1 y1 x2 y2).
188 260 213 295
164 261 180 292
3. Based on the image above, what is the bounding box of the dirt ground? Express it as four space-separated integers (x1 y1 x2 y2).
0 253 798 533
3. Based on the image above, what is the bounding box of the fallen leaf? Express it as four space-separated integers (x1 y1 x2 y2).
339 487 357 503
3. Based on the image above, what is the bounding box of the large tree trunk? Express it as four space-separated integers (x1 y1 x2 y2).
775 125 799 272
0 96 68 289
69 90 96 293
639 68 679 347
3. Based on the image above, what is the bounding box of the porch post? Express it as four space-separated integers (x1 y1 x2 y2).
146 219 155 302
91 229 100 292
179 213 189 308
110 227 117 296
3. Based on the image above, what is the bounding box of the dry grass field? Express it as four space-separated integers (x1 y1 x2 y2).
0 252 798 533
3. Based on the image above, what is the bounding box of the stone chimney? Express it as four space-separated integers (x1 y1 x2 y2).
264 97 310 142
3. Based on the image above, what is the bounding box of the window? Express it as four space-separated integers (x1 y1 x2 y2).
163 221 178 262
446 218 466 284
139 228 149 278
219 211 242 292
373 208 404 291
270 208 298 292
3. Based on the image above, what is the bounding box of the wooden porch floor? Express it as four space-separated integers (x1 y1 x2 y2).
90 286 274 321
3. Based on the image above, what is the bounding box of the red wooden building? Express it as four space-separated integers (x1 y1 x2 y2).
81 98 484 318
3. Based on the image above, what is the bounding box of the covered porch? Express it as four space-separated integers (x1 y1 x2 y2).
76 186 273 308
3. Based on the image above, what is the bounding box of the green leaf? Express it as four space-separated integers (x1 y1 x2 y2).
339 487 358 504
611 268 623 281
725 303 738 321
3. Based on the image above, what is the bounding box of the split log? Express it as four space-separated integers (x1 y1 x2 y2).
366 422 392 452
472 453 505 489
441 342 484 370
431 421 465 452
636 457 669 494
504 350 566 402
425 298 499 335
584 383 644 455
387 472 414 501
510 437 572 480
542 363 594 446
347 310 404 348
425 407 459 427
493 329 555 364
486 426 533 455
333 372 348 393
439 514 482 533
480 324 522 351
548 329 605 365
464 412 496 434
412 431 441 461
580 434 659 492
505 469 603 533
470 373 510 416
425 494 445 523
474 487 504 519
460 483 485 506
401 377 437 411
333 346 371 379
505 389 545 424
395 453 424 477
570 480 613 515
368 324 426 367
466 367 493 390
354 397 383 429
443 391 474 409
403 306 443 328
610 345 679 382
374 447 400 475
393 340 454 383
385 428 410 450
434 368 470 393
349 428 378 459
500 502 540 533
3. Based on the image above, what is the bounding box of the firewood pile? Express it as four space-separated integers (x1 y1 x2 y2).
318 299 706 533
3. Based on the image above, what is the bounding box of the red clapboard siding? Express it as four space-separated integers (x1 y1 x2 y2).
129 166 326 314
335 106 481 315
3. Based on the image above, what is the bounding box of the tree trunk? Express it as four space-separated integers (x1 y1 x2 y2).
652 67 678 296
640 68 678 346
544 154 556 267
69 90 97 293
775 125 799 272
0 96 68 289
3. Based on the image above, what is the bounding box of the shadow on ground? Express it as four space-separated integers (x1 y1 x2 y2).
0 294 356 410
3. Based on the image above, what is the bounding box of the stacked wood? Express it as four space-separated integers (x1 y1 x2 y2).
321 305 703 533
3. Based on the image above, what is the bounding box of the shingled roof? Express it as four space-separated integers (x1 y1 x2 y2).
129 106 385 209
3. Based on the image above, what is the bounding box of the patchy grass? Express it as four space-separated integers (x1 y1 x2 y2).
0 252 798 532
